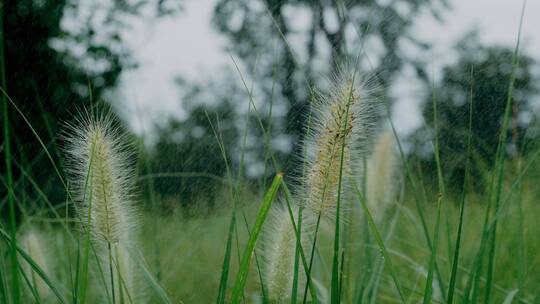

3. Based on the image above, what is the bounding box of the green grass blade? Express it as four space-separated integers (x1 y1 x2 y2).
130 248 172 304
0 5 20 301
352 182 406 303
239 210 268 303
206 110 243 304
18 262 42 304
290 205 302 304
388 114 447 298
216 211 236 304
484 3 526 302
446 67 474 304
230 174 283 303
422 195 442 304
0 255 8 304
281 183 319 303
330 78 357 304
0 87 67 192
0 229 67 304
427 67 447 303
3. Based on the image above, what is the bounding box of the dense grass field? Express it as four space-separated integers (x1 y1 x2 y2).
135 182 540 303
2 156 540 303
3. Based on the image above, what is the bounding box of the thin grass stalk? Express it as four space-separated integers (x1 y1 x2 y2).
145 154 161 283
76 143 98 304
446 67 474 304
0 256 8 303
422 195 442 304
20 264 43 304
388 116 447 297
206 112 238 304
352 183 406 303
239 210 268 302
229 58 274 301
231 174 283 302
207 110 270 303
280 184 319 303
365 203 403 304
261 59 277 190
0 229 67 303
301 127 343 303
484 3 526 302
293 83 316 304
302 213 321 304
107 242 116 304
515 156 526 297
0 5 21 302
430 70 447 303
330 79 356 304
234 73 271 300
465 4 527 301
229 51 320 302
349 157 370 303
0 87 68 193
291 206 303 304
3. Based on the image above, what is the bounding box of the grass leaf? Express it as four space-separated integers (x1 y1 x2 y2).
230 173 283 303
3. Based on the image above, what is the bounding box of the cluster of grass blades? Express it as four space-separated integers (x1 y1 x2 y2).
1 1 539 303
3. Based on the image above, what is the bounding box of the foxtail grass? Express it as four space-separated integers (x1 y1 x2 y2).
63 110 139 303
298 67 380 303
19 228 52 300
366 131 398 222
262 204 314 302
301 69 379 219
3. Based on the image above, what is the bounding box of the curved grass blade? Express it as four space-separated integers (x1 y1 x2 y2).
330 78 356 304
446 67 474 304
230 173 283 303
422 195 442 304
1 7 20 300
484 3 526 302
18 263 42 304
352 182 406 303
281 183 319 303
131 248 172 304
0 228 67 304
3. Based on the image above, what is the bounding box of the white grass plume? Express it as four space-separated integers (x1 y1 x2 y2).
301 68 380 219
63 109 140 302
366 131 399 222
63 110 135 244
19 227 52 300
262 204 314 302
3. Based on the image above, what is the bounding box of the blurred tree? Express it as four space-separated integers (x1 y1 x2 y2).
412 32 539 191
147 97 239 211
210 0 448 174
0 0 182 220
151 66 288 209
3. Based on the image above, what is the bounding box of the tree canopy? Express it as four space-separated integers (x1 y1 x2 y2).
0 0 181 219
412 32 539 190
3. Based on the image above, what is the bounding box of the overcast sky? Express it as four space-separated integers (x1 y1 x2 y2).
113 0 540 139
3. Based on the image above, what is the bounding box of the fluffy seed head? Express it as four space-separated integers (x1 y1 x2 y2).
263 205 314 302
20 228 51 299
63 110 135 244
366 131 398 221
63 110 143 301
302 69 380 218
